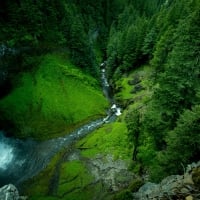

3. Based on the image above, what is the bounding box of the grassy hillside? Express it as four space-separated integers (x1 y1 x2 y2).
21 65 153 199
0 54 108 140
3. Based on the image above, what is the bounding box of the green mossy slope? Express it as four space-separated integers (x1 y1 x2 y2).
0 54 108 139
20 62 153 200
23 121 131 200
57 160 96 200
26 158 104 200
21 65 153 199
77 122 131 160
114 65 154 109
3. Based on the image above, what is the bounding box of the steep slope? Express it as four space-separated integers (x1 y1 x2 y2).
0 54 108 140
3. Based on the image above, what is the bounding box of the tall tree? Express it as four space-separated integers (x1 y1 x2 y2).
154 9 200 128
162 105 200 174
125 109 141 161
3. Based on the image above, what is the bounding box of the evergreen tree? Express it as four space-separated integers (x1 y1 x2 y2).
142 16 158 60
69 16 94 70
125 109 141 161
150 26 175 74
162 105 200 174
154 9 200 127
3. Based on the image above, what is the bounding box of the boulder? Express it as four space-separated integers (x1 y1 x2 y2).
0 184 27 200
133 161 200 199
185 195 193 200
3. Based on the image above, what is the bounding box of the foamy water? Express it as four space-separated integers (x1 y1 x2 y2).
0 142 14 170
0 63 122 186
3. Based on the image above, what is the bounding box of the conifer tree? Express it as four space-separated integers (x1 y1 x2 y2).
125 109 141 161
162 105 200 174
154 9 200 127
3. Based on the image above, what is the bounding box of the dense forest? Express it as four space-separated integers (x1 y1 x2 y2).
0 0 200 199
106 0 200 181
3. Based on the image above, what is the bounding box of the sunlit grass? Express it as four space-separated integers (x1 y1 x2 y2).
57 160 94 198
77 122 131 160
0 54 108 139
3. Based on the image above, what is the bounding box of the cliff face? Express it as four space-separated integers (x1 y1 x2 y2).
133 161 200 200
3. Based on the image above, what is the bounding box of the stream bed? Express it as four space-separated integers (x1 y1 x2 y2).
0 63 121 187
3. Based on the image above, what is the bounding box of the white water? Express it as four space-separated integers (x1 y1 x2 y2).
115 108 122 116
0 62 122 186
101 68 109 87
111 104 122 116
0 142 14 170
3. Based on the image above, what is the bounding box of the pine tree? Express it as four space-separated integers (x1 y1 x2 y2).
154 9 200 127
125 109 141 161
162 105 200 174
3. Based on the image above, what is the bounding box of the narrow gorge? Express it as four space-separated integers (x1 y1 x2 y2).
0 63 121 186
0 0 199 199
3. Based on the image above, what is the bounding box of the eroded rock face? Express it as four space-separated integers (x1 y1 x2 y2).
133 161 200 200
87 154 135 192
66 151 136 193
0 184 27 200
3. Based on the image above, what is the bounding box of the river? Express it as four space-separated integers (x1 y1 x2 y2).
0 62 121 187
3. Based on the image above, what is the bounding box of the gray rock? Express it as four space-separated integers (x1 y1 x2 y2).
133 161 200 199
0 184 19 200
0 184 27 200
88 154 135 191
134 182 158 199
138 182 157 193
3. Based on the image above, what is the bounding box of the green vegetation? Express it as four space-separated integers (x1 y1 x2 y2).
0 54 108 139
114 65 153 108
112 190 132 200
0 0 200 199
77 122 131 160
24 121 132 200
0 0 126 77
57 161 95 199
107 0 200 182
23 145 102 200
23 149 64 198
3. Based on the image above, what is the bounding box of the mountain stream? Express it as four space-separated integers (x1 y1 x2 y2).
0 62 121 186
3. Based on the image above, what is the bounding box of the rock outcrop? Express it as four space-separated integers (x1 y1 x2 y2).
0 184 27 200
88 154 135 192
68 152 136 192
133 161 200 199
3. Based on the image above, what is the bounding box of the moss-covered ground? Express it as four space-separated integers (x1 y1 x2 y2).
57 160 98 200
0 53 108 139
77 122 131 160
25 159 99 200
21 65 154 200
23 148 64 200
23 120 131 200
114 65 154 111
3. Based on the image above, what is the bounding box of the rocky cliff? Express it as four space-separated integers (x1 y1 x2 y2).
133 161 200 200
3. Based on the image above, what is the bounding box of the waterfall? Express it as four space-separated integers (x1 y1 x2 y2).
0 132 14 170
